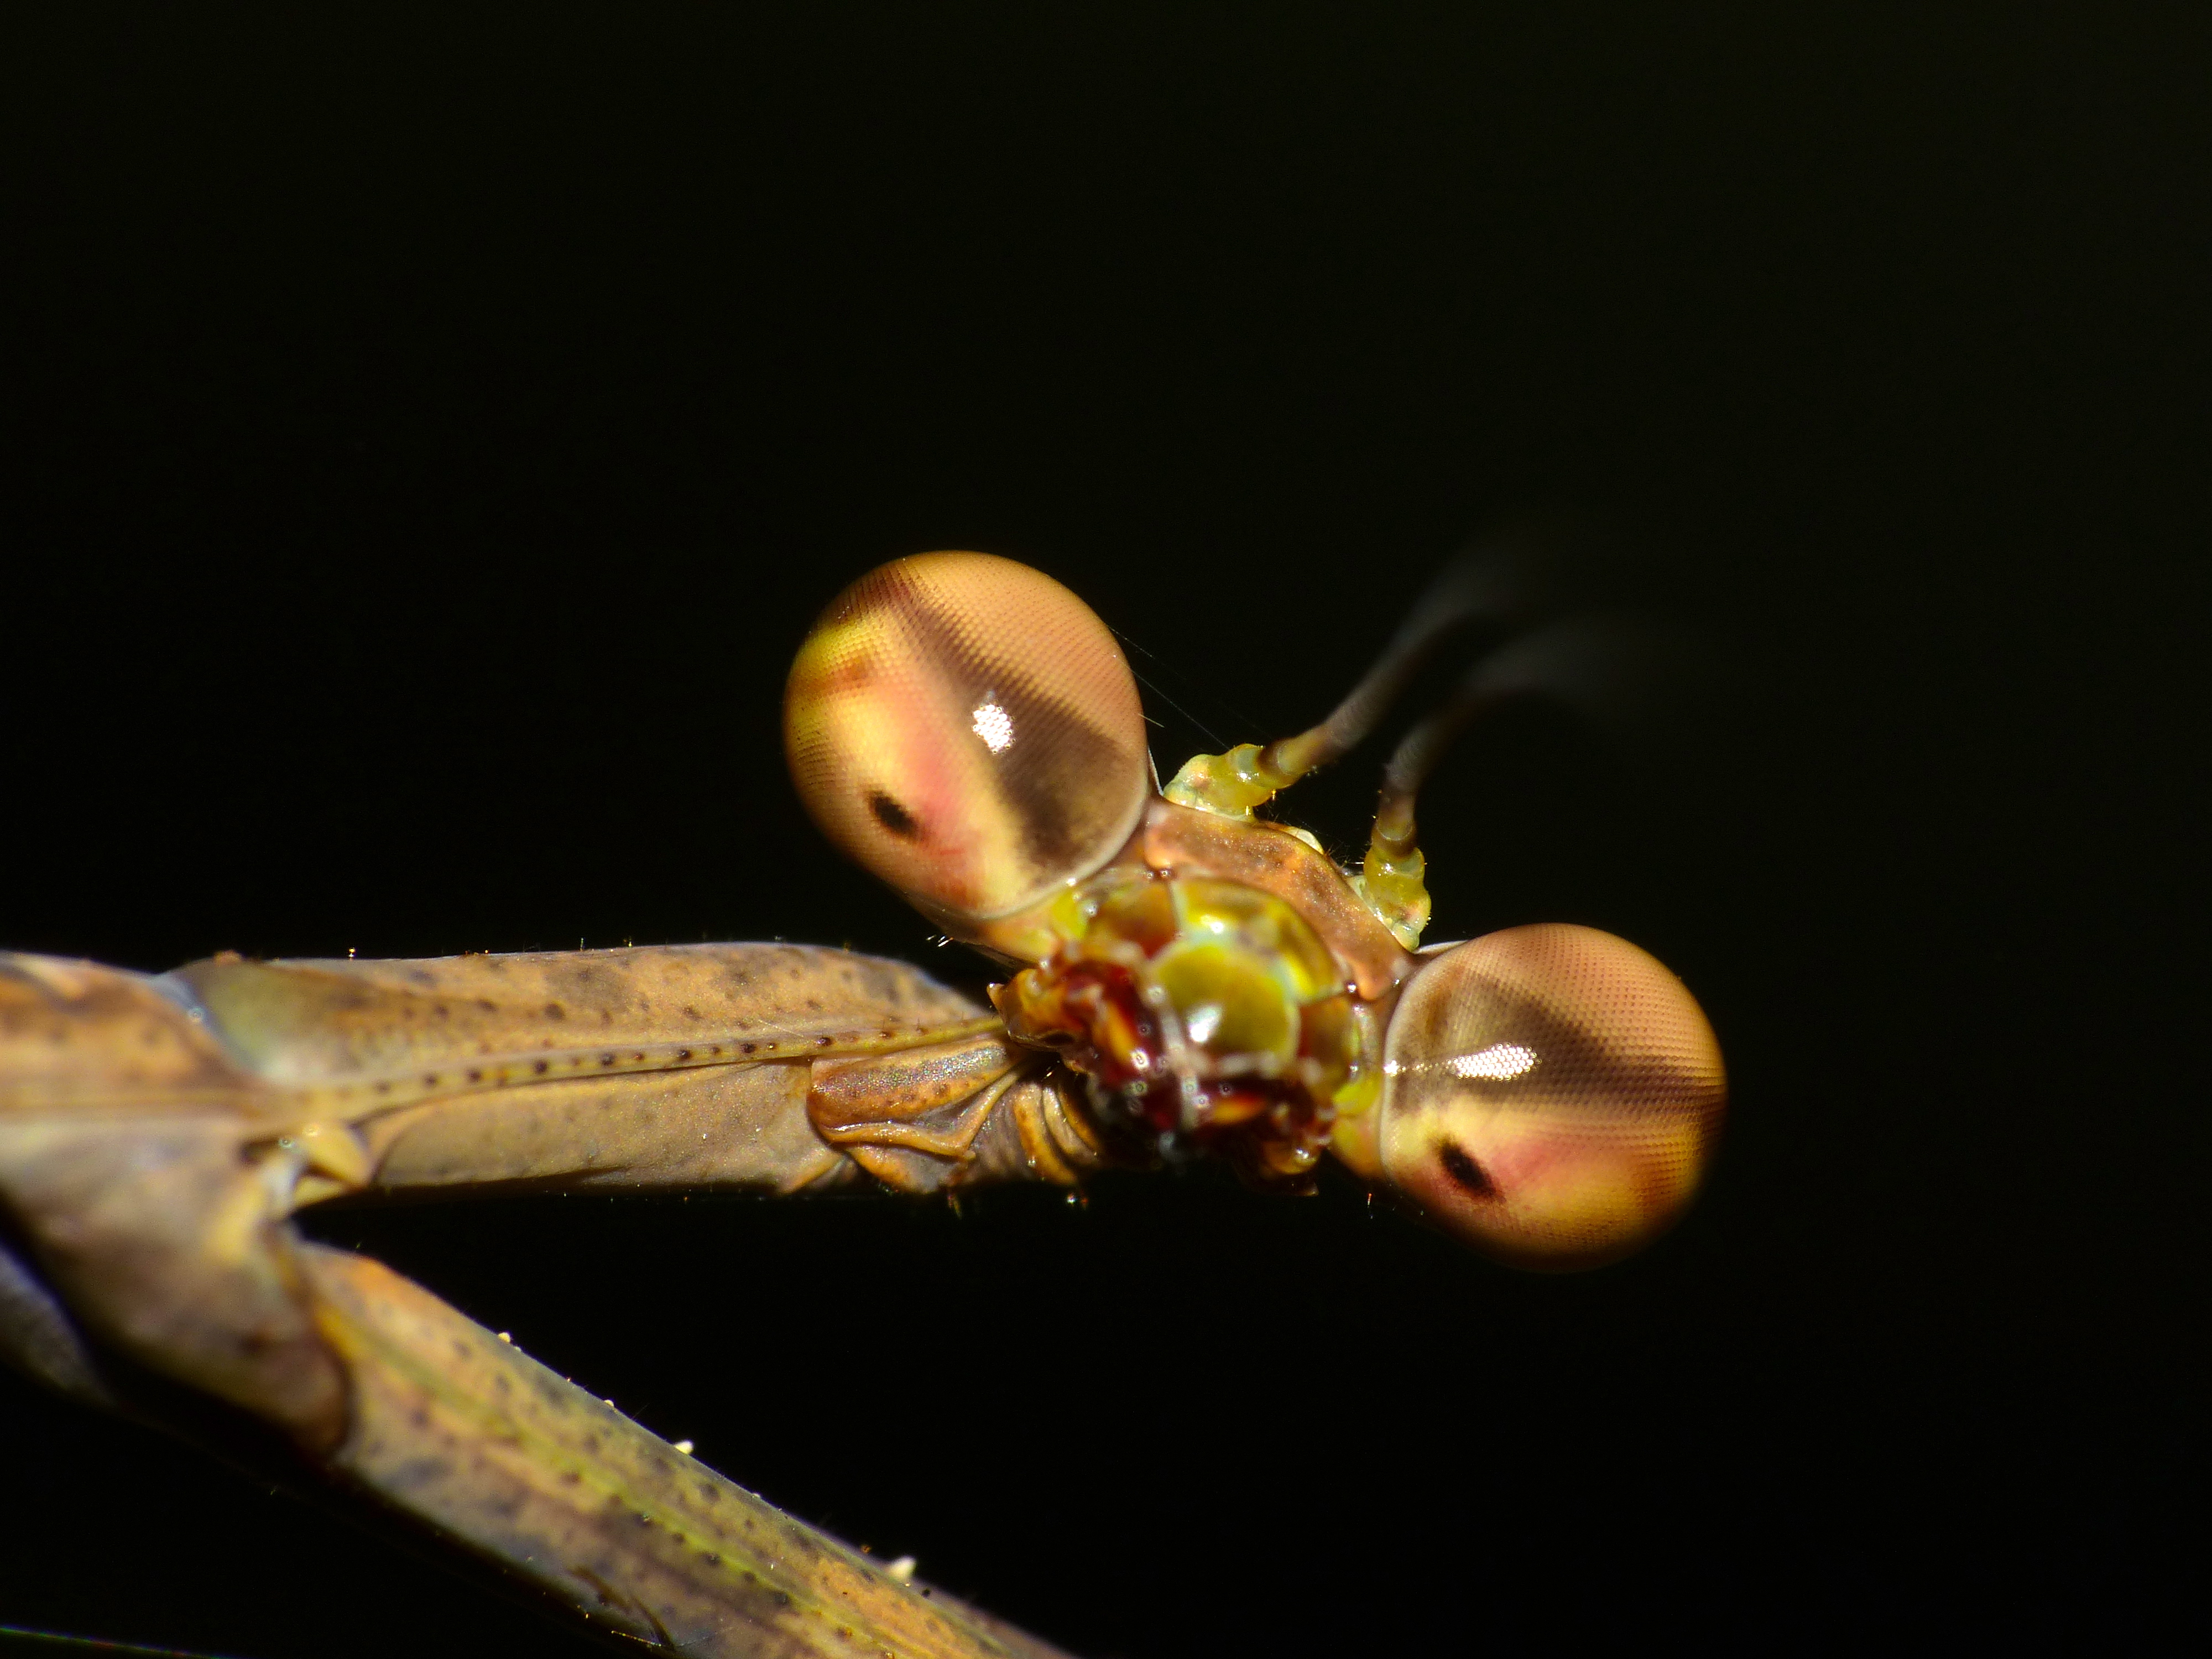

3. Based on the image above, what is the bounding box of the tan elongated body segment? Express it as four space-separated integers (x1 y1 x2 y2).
0 944 1088 1656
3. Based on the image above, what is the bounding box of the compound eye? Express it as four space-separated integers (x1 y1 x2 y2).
1378 925 1725 1269
785 552 1151 924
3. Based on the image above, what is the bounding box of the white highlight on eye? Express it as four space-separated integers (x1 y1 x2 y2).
971 700 1014 753
1183 1004 1222 1045
1448 1042 1540 1081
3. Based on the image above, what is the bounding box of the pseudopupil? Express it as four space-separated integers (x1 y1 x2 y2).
868 792 921 838
1437 1139 1499 1200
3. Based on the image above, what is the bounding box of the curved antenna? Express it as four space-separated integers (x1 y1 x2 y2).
1163 532 1563 818
1361 615 1676 945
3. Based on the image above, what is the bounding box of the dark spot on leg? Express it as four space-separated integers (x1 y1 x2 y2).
1437 1139 1498 1200
869 791 921 838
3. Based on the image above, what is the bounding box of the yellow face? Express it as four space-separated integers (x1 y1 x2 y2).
784 552 1152 927
1377 924 1725 1269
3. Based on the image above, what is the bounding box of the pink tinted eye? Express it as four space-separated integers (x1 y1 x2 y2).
1377 924 1725 1269
785 552 1151 924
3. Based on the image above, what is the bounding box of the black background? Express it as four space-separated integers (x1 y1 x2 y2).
3 6 2205 1653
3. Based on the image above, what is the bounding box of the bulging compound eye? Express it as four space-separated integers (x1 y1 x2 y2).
785 552 1151 924
1378 924 1725 1269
